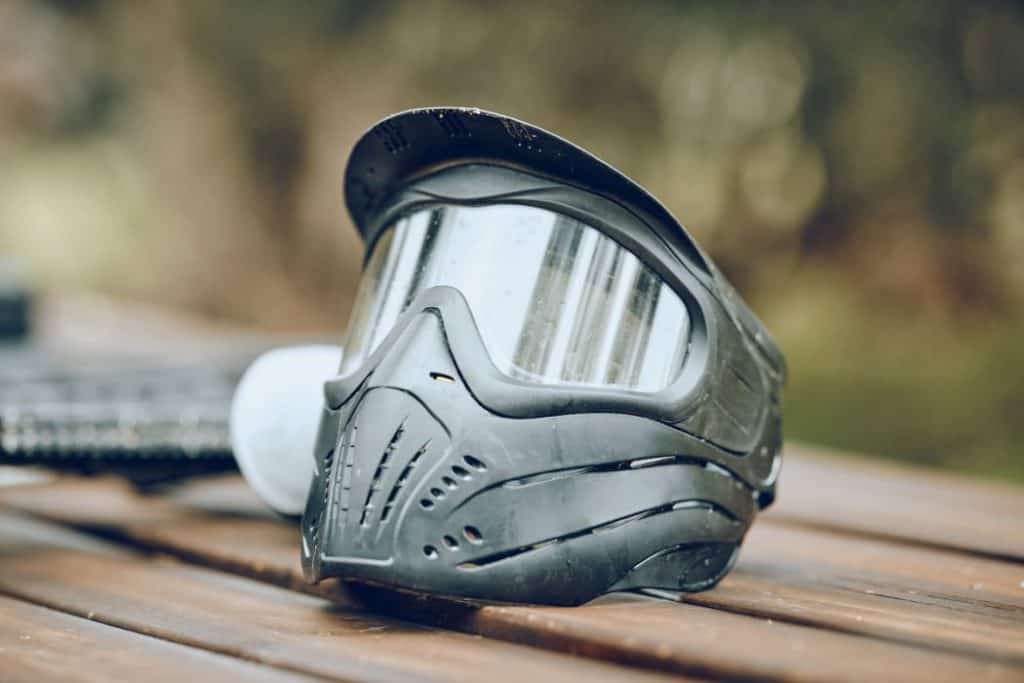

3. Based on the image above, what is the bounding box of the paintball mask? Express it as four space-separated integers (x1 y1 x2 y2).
302 108 785 605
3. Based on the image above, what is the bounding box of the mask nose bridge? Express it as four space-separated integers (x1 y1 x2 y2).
368 309 462 397
324 286 483 411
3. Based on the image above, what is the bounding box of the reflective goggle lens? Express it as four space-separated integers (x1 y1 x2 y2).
342 204 690 392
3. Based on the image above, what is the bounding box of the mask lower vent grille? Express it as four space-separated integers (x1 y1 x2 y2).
308 447 336 552
359 423 404 527
379 440 429 525
336 422 357 517
318 388 450 560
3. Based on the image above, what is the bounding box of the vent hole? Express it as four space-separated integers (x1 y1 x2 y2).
430 371 455 383
430 487 446 499
443 535 459 550
463 526 482 544
423 545 438 559
463 455 487 471
452 465 471 479
442 476 458 489
420 498 434 510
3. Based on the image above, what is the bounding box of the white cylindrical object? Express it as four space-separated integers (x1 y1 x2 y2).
230 345 342 515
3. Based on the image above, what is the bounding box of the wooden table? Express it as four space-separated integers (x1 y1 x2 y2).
2 295 1022 681
1 444 1022 682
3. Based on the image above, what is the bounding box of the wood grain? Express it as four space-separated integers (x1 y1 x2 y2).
14 284 1020 681
0 595 315 683
7 473 1024 657
0 549 680 683
677 568 1024 662
769 444 1024 562
664 522 1024 662
0 509 121 558
4 474 1024 681
743 523 1024 609
0 549 1012 683
457 593 1020 683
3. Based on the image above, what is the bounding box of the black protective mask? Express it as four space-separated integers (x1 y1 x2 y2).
301 108 785 605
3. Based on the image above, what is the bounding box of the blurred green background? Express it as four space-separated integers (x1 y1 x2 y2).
0 0 1021 481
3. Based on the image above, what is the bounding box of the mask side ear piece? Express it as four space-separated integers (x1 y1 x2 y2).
230 345 343 515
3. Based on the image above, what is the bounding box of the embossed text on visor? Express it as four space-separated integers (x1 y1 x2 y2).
342 205 691 392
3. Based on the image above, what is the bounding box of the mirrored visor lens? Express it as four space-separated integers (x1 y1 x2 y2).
341 204 690 392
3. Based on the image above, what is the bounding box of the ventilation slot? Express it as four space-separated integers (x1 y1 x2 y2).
379 440 430 523
308 448 335 549
463 455 487 471
433 110 471 139
359 423 404 527
457 500 738 570
373 121 409 155
337 423 358 517
500 457 749 491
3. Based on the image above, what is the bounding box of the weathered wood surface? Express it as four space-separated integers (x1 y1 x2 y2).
0 596 318 683
0 511 680 683
2 447 1022 682
768 444 1024 562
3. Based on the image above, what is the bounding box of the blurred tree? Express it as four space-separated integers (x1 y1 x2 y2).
0 0 1021 481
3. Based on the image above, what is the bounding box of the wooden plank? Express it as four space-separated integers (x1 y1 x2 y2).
8 473 1024 625
98 507 1024 663
667 523 1024 663
0 512 679 683
457 594 1021 683
3 551 1014 683
0 595 315 683
769 444 1024 562
3 477 1022 681
678 569 1024 663
0 508 122 558
742 523 1024 609
0 511 314 682
0 549 681 683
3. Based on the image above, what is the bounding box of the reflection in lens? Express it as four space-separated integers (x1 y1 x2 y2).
341 204 690 392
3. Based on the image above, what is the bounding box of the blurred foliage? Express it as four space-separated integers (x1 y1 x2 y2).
0 0 1021 481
